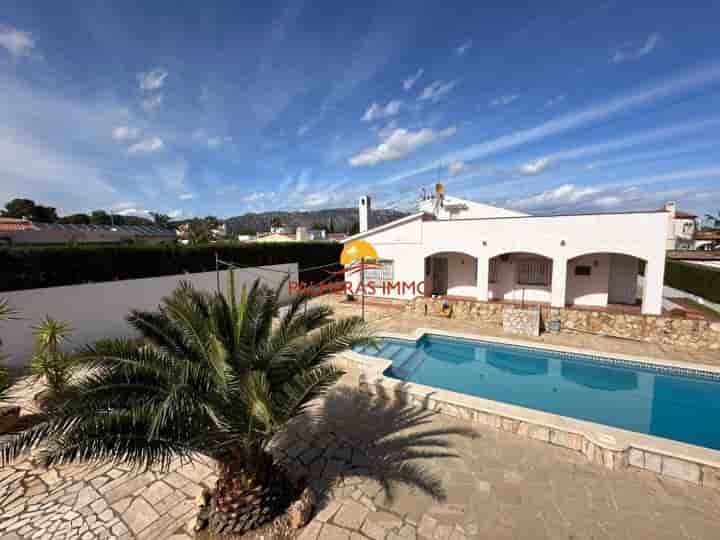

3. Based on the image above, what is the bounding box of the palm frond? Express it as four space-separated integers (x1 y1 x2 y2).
2 273 373 476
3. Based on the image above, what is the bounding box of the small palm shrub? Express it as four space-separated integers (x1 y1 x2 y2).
30 316 76 402
1 274 372 535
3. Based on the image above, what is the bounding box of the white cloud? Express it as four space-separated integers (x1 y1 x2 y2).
594 196 621 207
418 80 458 103
403 69 424 91
637 33 661 56
361 100 402 122
207 137 224 148
304 192 330 207
610 33 661 64
536 118 720 167
349 126 457 167
242 192 267 203
544 95 566 108
168 209 183 219
0 25 36 57
137 68 168 91
582 139 720 171
375 62 720 186
141 94 163 112
377 119 398 138
512 184 600 210
128 137 164 154
448 161 466 176
519 157 552 175
455 40 472 56
115 206 151 217
490 94 519 106
178 193 195 200
111 126 140 141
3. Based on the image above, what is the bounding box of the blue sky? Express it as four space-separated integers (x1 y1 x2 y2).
2 1 720 220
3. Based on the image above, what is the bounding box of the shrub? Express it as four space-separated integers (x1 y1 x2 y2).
664 261 720 303
30 316 77 401
0 243 343 292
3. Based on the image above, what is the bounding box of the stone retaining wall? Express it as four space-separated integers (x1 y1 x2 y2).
408 297 720 351
502 307 541 337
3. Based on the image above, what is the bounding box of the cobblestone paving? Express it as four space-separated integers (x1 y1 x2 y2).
2 377 720 539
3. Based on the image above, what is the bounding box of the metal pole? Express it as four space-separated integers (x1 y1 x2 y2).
215 252 220 294
361 256 365 322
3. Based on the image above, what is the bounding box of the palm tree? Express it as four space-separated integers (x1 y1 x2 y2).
30 316 76 402
0 274 372 534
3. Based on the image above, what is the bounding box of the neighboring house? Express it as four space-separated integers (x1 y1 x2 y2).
0 220 175 246
255 228 347 243
326 232 348 242
694 230 720 251
255 232 297 242
211 223 227 239
342 188 668 315
237 234 258 242
663 201 696 250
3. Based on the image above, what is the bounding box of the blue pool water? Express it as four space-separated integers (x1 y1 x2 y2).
353 335 720 451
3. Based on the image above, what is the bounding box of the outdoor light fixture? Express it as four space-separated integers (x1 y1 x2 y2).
560 240 566 246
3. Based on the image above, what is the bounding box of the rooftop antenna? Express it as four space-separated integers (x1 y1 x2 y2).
433 182 445 215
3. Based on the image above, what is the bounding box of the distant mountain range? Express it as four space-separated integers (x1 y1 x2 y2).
225 207 409 235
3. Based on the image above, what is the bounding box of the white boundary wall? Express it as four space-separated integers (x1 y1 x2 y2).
1 264 298 368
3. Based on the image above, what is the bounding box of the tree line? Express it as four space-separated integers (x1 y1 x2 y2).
1 198 172 228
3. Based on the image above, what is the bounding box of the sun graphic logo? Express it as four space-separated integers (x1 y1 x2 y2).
336 240 382 276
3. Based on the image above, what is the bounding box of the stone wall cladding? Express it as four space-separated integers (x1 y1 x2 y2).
408 297 720 351
357 376 720 489
502 307 541 337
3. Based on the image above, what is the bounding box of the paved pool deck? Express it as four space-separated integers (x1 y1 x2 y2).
2 300 720 539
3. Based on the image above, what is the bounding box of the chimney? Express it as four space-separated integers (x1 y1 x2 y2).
664 201 676 218
359 196 372 233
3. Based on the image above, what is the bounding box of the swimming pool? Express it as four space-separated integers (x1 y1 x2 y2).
353 335 720 451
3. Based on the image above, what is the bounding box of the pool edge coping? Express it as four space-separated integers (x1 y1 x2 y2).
339 328 720 489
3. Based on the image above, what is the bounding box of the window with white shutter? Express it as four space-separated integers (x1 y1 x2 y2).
517 259 550 286
364 260 394 283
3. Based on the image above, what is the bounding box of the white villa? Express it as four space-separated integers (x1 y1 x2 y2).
343 189 669 315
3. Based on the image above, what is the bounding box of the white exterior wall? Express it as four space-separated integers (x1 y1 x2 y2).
419 197 528 220
0 264 298 369
566 254 610 307
667 216 696 249
489 255 552 303
608 254 639 304
424 252 478 297
344 211 668 314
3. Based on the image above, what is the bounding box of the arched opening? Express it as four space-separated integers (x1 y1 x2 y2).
423 251 478 297
488 252 553 304
565 252 645 309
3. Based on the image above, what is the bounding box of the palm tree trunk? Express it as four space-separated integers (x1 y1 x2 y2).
208 447 293 535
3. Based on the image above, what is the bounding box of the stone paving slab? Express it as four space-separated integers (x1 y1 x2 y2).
2 375 720 539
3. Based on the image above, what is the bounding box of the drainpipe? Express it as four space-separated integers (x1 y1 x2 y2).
361 256 365 322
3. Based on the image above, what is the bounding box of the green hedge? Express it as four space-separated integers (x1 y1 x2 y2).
0 243 343 292
664 261 720 303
